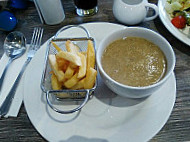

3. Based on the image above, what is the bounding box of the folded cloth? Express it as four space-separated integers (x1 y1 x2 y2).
0 46 28 117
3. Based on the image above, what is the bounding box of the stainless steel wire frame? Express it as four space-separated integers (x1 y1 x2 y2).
40 25 97 114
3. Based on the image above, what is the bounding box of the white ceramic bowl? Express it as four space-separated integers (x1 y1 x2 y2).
96 27 175 98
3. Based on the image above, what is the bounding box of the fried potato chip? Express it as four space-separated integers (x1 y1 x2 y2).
86 40 95 70
65 40 79 54
81 51 87 56
77 52 86 79
51 41 62 52
57 51 82 66
71 78 85 90
69 63 78 69
51 73 62 90
64 64 75 79
55 55 69 72
49 54 65 82
64 72 80 88
84 67 97 89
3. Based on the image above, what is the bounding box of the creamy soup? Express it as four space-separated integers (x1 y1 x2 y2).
102 37 167 87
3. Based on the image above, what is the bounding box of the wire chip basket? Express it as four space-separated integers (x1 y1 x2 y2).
40 25 97 114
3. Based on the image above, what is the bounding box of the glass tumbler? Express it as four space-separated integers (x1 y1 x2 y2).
74 0 98 16
34 0 65 25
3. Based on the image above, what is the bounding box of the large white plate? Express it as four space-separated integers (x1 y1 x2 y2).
23 22 176 142
158 0 190 46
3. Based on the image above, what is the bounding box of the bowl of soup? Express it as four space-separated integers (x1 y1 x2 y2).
96 27 175 98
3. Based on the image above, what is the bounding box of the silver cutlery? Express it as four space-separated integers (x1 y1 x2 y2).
0 27 44 118
0 31 26 94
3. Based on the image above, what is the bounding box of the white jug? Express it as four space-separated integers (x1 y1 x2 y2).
113 0 158 25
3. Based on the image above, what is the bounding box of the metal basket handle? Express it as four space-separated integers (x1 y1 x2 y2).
54 25 90 39
46 90 90 114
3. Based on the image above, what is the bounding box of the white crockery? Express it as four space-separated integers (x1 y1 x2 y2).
113 0 158 25
96 27 176 98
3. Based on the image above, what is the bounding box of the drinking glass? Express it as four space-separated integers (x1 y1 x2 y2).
74 0 98 16
34 0 65 25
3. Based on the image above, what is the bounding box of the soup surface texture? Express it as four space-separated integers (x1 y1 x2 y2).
102 37 167 87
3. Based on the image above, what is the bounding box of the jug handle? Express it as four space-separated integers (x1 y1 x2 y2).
144 3 158 22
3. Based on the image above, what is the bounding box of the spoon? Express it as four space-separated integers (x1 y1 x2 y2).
0 31 26 93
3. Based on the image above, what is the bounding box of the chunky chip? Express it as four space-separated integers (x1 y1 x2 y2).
64 72 80 88
77 52 87 79
65 40 79 54
56 51 82 66
71 78 85 90
86 40 95 70
49 54 65 82
64 64 75 79
84 67 97 89
51 73 62 90
51 41 62 52
55 55 69 72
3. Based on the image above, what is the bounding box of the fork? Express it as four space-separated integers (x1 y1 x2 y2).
0 27 44 118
